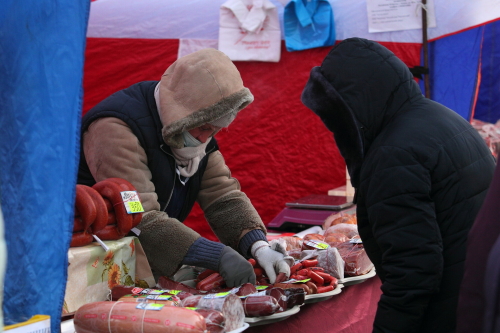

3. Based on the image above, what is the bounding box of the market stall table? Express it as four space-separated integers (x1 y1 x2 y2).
245 275 382 333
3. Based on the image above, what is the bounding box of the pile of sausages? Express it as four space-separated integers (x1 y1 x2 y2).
71 178 142 247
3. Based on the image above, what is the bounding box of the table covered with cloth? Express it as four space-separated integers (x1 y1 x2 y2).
246 275 382 333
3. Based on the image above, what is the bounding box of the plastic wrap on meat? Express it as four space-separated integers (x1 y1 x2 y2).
324 223 359 239
336 242 374 276
316 246 345 279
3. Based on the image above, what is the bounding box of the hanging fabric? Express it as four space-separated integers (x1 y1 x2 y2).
284 0 336 52
218 0 281 62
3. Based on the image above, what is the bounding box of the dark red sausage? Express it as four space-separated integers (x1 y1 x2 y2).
197 269 218 282
242 295 280 317
73 216 85 232
235 283 257 296
94 225 124 241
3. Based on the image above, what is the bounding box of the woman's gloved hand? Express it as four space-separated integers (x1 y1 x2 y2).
218 246 256 287
251 240 291 283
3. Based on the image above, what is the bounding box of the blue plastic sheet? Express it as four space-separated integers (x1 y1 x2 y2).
0 0 89 331
475 20 500 124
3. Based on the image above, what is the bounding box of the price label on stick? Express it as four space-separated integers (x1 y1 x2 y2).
120 191 145 214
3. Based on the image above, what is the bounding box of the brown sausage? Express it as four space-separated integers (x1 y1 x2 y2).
194 309 225 333
157 276 200 295
74 301 206 333
75 185 97 230
265 287 288 311
242 295 280 317
196 273 226 291
235 283 257 297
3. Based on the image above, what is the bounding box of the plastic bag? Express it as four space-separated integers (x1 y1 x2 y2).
317 247 345 279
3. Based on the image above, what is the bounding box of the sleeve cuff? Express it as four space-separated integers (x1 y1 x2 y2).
238 229 268 258
181 237 226 271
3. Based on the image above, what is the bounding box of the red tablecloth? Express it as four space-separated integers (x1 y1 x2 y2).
246 275 382 333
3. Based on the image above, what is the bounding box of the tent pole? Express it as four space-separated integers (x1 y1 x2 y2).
422 0 431 99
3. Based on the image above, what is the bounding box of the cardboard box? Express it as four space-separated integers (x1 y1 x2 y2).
4 315 50 333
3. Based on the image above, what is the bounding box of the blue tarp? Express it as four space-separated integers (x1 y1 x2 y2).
0 1 89 331
421 26 484 121
475 20 500 124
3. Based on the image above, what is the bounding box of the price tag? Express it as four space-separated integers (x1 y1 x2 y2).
349 238 363 244
282 278 311 284
120 191 145 214
305 240 330 250
146 294 172 300
136 303 164 311
255 285 269 290
203 292 230 299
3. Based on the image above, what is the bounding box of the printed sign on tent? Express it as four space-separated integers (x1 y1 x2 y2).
366 0 436 33
218 0 281 62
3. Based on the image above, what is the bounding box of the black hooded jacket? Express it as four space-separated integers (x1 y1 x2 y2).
302 38 496 333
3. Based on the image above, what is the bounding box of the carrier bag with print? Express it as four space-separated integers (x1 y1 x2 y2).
284 0 336 52
219 0 281 62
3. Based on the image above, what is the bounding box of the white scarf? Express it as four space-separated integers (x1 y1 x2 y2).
171 140 210 177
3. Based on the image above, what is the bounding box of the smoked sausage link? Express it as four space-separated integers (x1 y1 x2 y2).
75 185 97 230
74 301 206 333
80 185 108 234
92 180 133 237
105 177 143 227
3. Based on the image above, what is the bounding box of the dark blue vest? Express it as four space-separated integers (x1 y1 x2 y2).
78 81 218 221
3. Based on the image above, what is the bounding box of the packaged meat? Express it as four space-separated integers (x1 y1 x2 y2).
302 233 327 250
241 295 280 317
282 288 306 308
276 236 303 251
118 294 179 306
317 247 345 279
336 242 374 276
194 309 225 333
324 232 349 247
265 287 288 311
180 293 245 331
324 223 359 239
74 301 206 333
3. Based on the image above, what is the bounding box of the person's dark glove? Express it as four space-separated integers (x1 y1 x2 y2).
218 246 256 287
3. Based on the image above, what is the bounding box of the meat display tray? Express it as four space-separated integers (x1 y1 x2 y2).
244 305 301 327
304 283 344 304
338 268 377 286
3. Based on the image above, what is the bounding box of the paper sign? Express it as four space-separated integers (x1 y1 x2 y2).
120 191 145 214
366 0 436 33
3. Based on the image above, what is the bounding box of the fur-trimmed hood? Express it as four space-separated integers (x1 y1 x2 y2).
159 48 254 149
301 38 422 187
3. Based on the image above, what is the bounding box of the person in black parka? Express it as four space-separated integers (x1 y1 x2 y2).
301 37 496 333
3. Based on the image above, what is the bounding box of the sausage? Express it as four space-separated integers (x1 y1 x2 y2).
181 294 245 332
196 269 217 282
307 270 324 286
283 288 306 308
265 287 288 311
317 285 335 293
103 197 113 211
273 282 311 295
92 180 133 236
275 272 288 283
290 262 303 274
105 177 143 227
94 225 124 241
196 273 225 292
75 185 97 230
73 216 85 233
157 276 200 295
235 283 257 297
305 281 318 294
301 259 319 268
253 268 264 279
80 185 109 234
242 295 280 317
107 211 116 225
70 230 93 247
74 301 206 333
194 309 225 333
